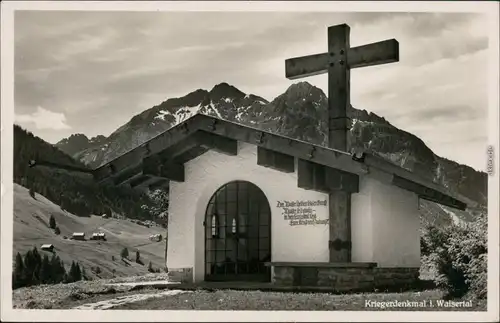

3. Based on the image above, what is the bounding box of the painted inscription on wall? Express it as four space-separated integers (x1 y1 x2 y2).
276 200 329 226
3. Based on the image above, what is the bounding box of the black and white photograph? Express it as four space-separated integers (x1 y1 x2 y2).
1 1 498 322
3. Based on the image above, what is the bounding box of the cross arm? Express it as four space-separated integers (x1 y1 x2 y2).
285 53 330 80
285 39 399 79
347 39 399 69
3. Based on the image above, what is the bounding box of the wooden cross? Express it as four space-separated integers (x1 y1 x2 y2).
285 23 399 152
285 23 399 263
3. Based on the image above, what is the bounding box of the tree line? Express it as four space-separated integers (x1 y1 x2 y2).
12 247 86 289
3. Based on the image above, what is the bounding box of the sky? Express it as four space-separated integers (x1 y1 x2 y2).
13 10 491 171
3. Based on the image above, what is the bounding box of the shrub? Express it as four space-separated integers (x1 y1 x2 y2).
54 226 61 235
420 236 430 256
423 213 487 300
81 267 91 281
135 251 144 265
120 247 129 259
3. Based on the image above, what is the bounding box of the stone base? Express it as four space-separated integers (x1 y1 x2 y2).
167 267 193 284
268 262 419 292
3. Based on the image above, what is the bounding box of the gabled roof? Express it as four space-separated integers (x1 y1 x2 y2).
92 114 467 210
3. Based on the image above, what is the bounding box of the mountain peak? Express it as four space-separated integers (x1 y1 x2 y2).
284 81 326 99
56 133 88 145
209 82 245 101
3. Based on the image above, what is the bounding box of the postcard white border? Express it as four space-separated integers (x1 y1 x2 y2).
1 1 499 322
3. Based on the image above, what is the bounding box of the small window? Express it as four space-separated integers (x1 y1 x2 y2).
211 215 217 237
232 218 237 234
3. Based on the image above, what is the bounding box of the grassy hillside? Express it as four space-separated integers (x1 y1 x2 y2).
13 184 166 279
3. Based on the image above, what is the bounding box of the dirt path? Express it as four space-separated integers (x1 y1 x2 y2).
73 290 189 310
105 280 178 287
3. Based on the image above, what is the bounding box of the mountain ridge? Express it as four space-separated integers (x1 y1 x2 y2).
55 81 487 210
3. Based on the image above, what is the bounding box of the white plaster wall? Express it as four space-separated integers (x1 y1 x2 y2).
167 142 330 282
351 176 421 268
350 177 373 263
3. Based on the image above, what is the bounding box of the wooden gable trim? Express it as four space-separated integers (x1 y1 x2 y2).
297 159 359 194
93 115 205 182
155 133 203 163
197 131 238 156
257 147 295 173
298 159 328 193
116 172 144 187
93 114 366 185
143 155 185 182
113 164 143 185
196 115 367 176
132 176 169 190
90 114 466 210
364 154 467 210
325 167 359 193
392 175 466 210
106 129 239 187
129 175 153 188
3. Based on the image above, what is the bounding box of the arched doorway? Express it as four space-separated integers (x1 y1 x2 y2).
204 181 271 282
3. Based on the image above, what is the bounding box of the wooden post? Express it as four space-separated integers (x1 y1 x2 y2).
327 24 350 152
327 24 351 262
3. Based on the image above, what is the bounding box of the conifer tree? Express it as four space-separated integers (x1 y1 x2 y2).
49 215 56 229
32 247 42 270
29 187 36 199
75 263 82 281
68 261 76 283
13 252 25 289
23 250 35 286
49 255 62 283
39 254 51 284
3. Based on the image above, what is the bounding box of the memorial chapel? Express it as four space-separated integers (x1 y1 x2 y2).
55 24 468 291
91 112 466 290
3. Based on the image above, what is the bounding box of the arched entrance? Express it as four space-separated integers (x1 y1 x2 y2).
204 181 271 282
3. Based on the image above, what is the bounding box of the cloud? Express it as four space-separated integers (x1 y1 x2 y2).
410 104 482 123
15 106 71 130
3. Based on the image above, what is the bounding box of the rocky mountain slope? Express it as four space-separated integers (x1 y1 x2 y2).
56 82 488 222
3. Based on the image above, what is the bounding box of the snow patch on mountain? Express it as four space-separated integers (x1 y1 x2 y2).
209 102 223 119
154 110 169 121
155 104 202 124
175 104 202 123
